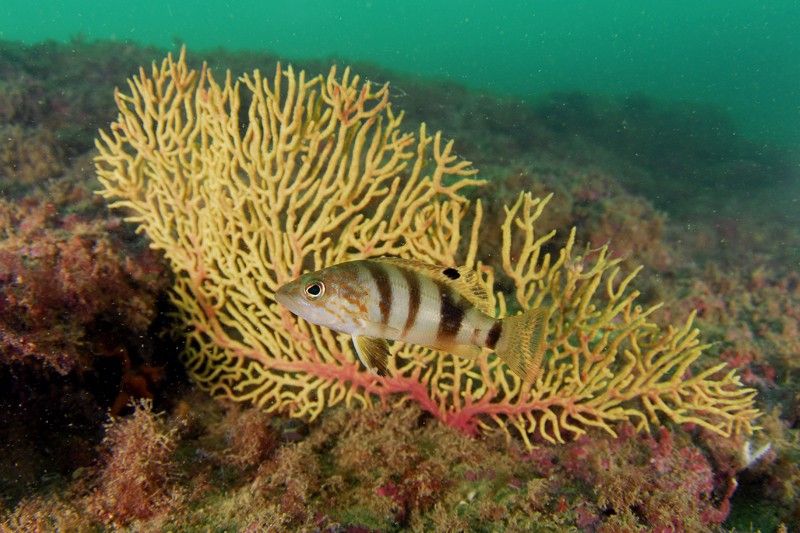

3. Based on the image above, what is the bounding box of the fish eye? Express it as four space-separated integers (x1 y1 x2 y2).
304 281 325 299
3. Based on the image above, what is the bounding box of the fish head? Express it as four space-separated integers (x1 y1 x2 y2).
275 264 365 334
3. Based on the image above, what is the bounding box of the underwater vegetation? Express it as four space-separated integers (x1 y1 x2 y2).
0 40 178 506
0 190 166 377
1 40 798 530
94 50 758 448
0 395 771 531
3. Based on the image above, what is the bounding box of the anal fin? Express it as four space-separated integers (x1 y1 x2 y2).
444 343 483 359
420 341 482 359
353 336 390 376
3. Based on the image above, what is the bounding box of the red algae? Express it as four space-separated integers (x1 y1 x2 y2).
87 400 182 527
1 399 757 531
0 196 165 374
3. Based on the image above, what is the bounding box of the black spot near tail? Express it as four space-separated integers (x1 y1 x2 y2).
442 267 460 280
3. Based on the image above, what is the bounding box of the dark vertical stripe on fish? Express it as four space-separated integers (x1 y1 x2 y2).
436 281 464 342
365 261 392 325
486 320 503 350
400 267 421 335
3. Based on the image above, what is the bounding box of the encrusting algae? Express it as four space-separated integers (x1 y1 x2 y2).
94 49 760 447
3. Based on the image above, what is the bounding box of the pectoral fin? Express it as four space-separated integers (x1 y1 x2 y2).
353 336 390 376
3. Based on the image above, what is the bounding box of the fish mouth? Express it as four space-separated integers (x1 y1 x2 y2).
275 284 306 318
274 285 291 307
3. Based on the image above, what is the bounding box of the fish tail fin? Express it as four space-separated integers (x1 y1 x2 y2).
495 307 548 381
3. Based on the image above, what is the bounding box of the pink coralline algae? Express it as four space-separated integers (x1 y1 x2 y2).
526 423 738 531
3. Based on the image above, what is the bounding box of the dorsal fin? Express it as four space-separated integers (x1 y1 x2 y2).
374 257 492 315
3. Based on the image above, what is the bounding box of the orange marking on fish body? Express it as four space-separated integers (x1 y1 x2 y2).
338 280 368 315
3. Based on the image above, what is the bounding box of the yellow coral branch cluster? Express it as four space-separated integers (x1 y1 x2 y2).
95 49 759 447
480 193 758 444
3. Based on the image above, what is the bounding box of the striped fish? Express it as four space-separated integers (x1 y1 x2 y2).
275 258 547 380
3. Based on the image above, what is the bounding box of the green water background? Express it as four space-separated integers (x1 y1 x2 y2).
1 1 798 147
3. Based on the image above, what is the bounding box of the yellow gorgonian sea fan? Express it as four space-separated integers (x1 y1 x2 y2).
94 50 759 447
